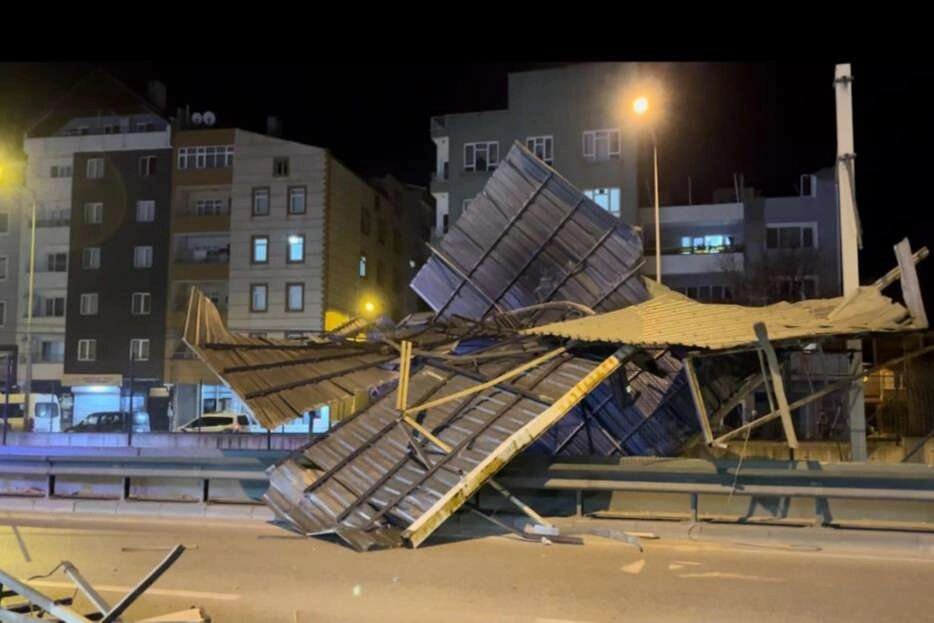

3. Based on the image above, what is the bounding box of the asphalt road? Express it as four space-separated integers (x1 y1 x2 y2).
0 513 932 622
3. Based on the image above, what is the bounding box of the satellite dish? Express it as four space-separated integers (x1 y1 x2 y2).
190 112 203 126
203 111 216 127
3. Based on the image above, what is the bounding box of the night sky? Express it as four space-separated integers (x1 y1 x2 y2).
0 61 930 296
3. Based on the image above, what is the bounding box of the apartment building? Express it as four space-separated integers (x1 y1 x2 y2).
430 63 642 237
164 128 421 426
19 73 169 416
0 156 24 384
638 169 841 304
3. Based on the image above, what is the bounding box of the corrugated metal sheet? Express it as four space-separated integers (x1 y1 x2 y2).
182 288 398 428
264 343 629 550
411 142 649 322
524 280 920 349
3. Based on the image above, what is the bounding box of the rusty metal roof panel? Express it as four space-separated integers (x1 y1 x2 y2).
411 142 649 322
524 280 919 350
264 344 631 550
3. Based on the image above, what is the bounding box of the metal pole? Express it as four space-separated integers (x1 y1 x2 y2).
127 354 134 446
2 354 10 445
24 188 36 431
652 129 661 283
834 63 867 461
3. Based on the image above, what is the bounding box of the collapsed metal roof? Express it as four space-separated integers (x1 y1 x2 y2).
411 142 648 322
523 279 926 350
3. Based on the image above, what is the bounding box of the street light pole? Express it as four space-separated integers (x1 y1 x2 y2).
23 186 37 428
651 128 661 283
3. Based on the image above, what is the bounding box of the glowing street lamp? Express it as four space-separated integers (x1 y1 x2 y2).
633 95 661 283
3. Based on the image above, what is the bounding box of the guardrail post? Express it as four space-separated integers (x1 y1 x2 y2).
575 489 583 518
47 474 55 498
690 492 699 522
202 479 210 503
122 477 130 501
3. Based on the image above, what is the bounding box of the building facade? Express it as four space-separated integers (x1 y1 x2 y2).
0 156 24 386
639 169 841 304
430 63 642 237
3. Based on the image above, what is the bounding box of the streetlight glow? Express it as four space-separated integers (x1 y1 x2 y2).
633 96 649 116
364 301 375 313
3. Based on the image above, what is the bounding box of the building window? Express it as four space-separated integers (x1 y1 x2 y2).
131 292 151 315
287 234 305 264
129 338 150 361
679 235 736 254
84 202 103 224
359 254 367 278
77 339 96 362
377 219 387 245
252 187 270 216
136 200 156 222
40 340 64 362
86 158 104 179
286 282 304 312
526 135 554 165
771 276 819 301
46 252 67 272
44 297 65 317
79 293 98 316
464 141 499 172
50 165 73 178
138 156 157 176
0 213 8 233
251 236 269 264
195 199 226 216
82 247 101 269
360 208 371 236
177 146 234 170
582 129 621 161
288 186 306 214
583 188 621 217
376 260 385 286
273 157 290 177
0 256 7 280
134 246 153 268
250 284 268 312
766 223 817 250
0 301 5 326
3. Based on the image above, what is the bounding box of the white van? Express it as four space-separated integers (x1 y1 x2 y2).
0 393 63 432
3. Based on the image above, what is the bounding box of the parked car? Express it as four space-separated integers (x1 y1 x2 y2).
177 411 259 433
66 411 150 433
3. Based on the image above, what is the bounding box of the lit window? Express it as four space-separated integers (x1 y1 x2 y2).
252 187 270 216
86 158 104 179
526 135 554 165
79 293 98 316
464 141 499 172
134 246 153 268
286 282 304 312
359 254 367 278
583 188 620 217
196 199 226 216
77 339 96 362
84 202 103 224
177 145 234 170
136 200 156 222
250 284 268 312
129 338 150 361
288 186 306 214
82 247 101 269
287 234 305 264
582 129 621 161
131 292 151 315
252 236 269 264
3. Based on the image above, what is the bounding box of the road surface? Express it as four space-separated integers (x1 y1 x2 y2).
0 512 931 622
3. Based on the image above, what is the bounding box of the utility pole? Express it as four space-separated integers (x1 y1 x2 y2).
834 63 867 461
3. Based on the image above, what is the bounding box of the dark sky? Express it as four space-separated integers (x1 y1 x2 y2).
0 61 930 292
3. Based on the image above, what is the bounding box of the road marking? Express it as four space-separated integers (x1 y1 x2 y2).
679 571 783 583
620 559 645 574
31 580 240 601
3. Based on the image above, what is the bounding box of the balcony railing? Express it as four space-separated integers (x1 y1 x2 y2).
30 217 71 228
174 248 230 264
645 244 746 256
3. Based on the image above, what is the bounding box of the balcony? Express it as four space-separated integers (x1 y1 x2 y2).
643 247 745 276
639 202 744 229
25 127 172 156
30 216 71 228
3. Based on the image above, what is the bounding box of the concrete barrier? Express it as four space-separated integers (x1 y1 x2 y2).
1 431 310 451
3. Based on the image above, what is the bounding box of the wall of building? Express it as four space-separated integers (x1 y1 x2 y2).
65 148 172 380
430 63 642 230
0 160 23 353
227 130 327 336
